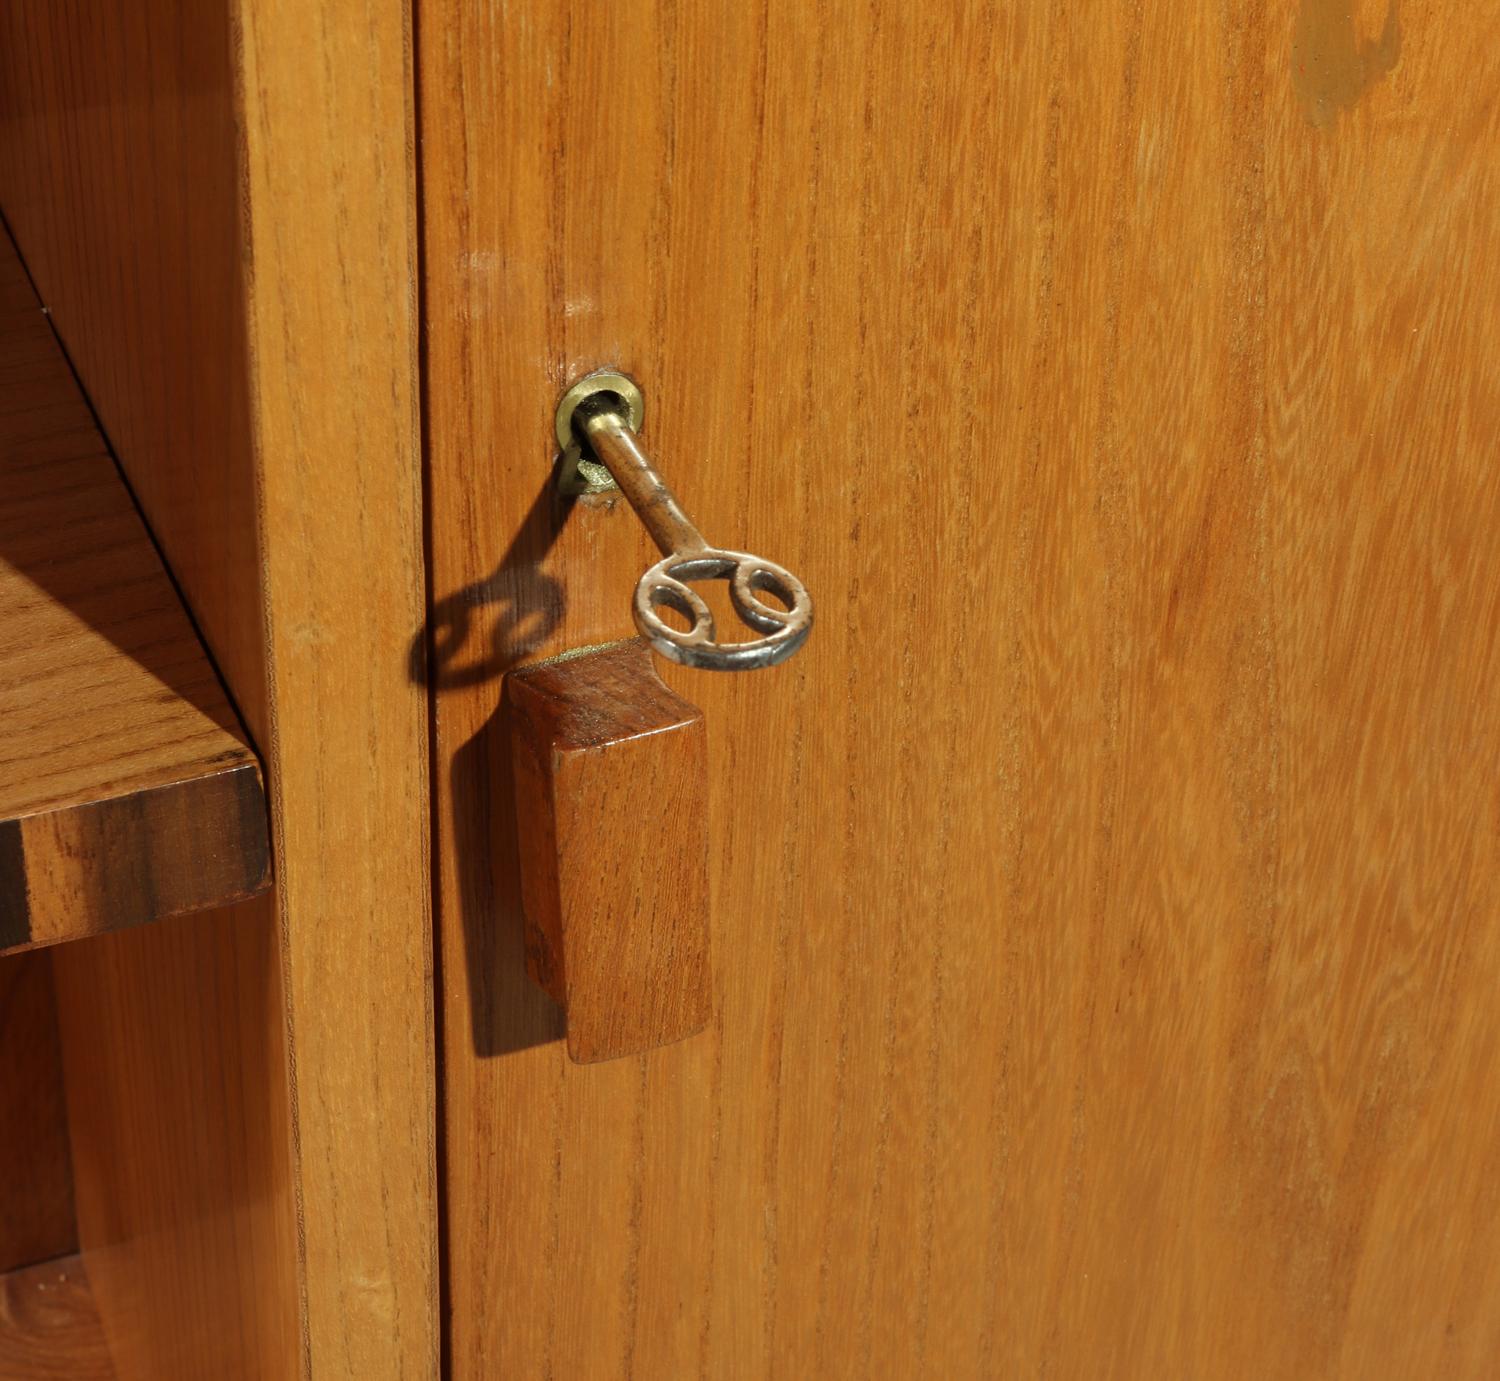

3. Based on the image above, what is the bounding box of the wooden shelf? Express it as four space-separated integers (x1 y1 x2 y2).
0 1255 114 1379
0 230 270 957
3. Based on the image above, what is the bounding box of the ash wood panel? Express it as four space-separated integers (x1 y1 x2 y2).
0 954 74 1273
420 0 1500 1375
0 5 436 1377
0 1254 113 1380
0 230 268 957
507 639 711 1062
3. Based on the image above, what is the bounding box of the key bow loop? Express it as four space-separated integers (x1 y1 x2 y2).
635 548 812 671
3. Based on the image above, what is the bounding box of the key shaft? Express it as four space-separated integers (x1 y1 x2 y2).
579 403 706 558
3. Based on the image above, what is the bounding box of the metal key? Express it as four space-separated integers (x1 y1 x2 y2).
554 371 813 671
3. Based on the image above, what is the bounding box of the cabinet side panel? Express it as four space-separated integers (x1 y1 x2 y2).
0 11 304 1378
0 0 267 736
233 1 438 1376
0 4 438 1377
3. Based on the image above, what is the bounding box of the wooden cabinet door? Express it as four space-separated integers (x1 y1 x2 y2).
418 3 1500 1375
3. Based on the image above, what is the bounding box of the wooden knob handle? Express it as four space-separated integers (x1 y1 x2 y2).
504 639 712 1063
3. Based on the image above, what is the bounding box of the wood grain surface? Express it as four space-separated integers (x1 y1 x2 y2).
0 5 436 1377
0 1254 113 1380
233 3 437 1373
0 954 74 1274
0 0 266 735
49 903 300 1380
0 228 268 957
508 639 711 1062
0 17 296 1372
420 0 1500 1375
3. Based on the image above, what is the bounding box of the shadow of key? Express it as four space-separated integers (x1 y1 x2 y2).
411 477 574 1056
412 481 568 691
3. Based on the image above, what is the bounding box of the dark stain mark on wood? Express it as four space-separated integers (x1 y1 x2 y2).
1293 0 1401 128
